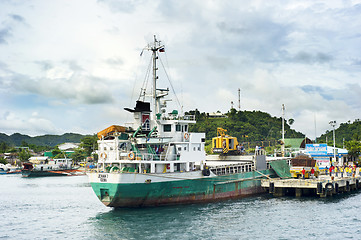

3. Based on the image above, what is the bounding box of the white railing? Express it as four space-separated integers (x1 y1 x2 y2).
118 152 180 161
161 115 195 121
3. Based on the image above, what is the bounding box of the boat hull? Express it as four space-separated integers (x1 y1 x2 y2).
89 169 276 207
0 170 21 174
21 169 83 177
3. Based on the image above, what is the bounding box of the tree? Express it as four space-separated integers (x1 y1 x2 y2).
0 157 7 165
8 148 17 153
71 148 86 163
80 135 98 157
52 147 62 157
18 149 31 162
21 141 29 147
0 142 9 153
345 140 361 160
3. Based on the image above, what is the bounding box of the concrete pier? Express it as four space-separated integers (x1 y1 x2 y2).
261 176 361 198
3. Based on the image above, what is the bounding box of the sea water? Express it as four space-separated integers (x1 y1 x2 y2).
1 174 361 240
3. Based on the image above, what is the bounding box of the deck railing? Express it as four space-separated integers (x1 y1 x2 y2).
119 152 180 161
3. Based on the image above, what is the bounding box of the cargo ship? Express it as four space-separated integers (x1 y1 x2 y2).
87 36 286 207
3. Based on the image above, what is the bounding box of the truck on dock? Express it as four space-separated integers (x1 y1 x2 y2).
290 155 319 178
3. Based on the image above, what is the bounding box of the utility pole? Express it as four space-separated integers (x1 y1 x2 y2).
282 104 285 157
238 88 241 111
329 120 336 164
314 113 317 143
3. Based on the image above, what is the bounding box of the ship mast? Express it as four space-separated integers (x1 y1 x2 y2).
149 35 165 118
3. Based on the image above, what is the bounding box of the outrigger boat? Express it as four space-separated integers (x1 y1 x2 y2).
87 36 287 208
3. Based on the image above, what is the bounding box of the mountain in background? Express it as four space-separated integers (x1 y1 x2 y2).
316 119 361 146
0 133 90 147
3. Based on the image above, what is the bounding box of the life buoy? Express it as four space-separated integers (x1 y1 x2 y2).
128 151 135 160
184 132 190 140
325 182 334 192
100 152 107 159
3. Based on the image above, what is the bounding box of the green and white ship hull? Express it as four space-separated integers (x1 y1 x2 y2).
88 168 276 207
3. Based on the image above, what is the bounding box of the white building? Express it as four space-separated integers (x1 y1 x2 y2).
58 142 80 151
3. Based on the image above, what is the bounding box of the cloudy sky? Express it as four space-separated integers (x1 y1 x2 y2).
1 0 361 140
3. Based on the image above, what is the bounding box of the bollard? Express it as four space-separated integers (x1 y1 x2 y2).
334 183 339 193
346 181 350 191
317 182 323 194
269 182 275 193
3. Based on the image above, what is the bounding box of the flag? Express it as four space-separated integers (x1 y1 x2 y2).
159 47 165 52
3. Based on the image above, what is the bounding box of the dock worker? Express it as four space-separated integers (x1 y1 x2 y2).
341 166 344 178
345 166 349 176
310 167 315 179
302 168 306 179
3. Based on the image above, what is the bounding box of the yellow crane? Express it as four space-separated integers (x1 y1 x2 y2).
211 128 240 155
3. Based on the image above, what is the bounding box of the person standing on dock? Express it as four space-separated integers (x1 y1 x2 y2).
302 168 306 179
340 166 344 178
311 167 315 179
325 166 329 175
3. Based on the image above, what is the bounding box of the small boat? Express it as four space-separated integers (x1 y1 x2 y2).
0 163 21 174
22 157 84 177
87 36 285 208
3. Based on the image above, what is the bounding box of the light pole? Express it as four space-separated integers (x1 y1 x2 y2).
281 104 285 157
329 120 336 164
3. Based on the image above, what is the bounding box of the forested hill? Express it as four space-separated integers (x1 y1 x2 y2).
316 119 361 146
186 109 304 142
0 133 89 147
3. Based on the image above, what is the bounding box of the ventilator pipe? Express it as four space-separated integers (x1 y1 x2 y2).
147 126 157 138
133 126 142 138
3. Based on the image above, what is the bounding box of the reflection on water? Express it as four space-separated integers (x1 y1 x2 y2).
1 175 361 240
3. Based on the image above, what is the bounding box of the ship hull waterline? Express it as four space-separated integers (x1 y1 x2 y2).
89 169 276 208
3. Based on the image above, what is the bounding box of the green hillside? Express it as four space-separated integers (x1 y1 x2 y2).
187 108 304 142
0 132 89 147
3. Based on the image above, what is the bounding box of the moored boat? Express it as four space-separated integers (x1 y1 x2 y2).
0 163 21 174
22 157 83 177
87 36 285 208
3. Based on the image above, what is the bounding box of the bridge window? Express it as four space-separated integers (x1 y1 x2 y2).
176 124 181 132
163 124 171 132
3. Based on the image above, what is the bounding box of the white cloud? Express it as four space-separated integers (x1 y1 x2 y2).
0 0 360 139
0 110 62 136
